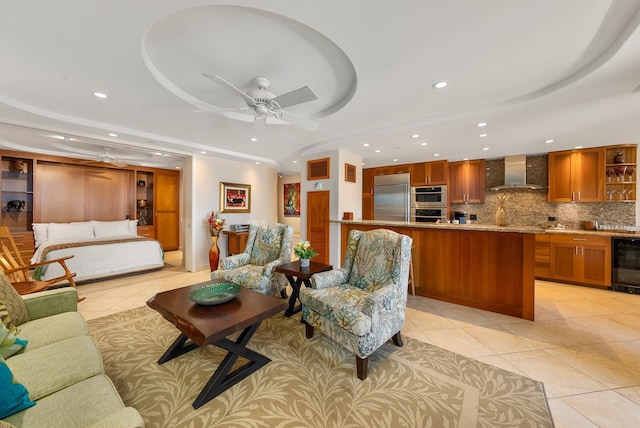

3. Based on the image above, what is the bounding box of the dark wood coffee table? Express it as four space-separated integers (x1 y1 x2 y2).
275 260 332 317
146 280 287 409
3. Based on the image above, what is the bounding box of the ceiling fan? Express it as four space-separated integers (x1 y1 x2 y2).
202 74 319 135
51 142 149 167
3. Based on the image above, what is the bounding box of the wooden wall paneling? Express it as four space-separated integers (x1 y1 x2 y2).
37 162 86 222
84 168 132 220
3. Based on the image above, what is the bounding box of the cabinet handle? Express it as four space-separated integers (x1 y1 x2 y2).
578 191 581 201
581 246 584 256
571 191 575 201
575 246 579 255
573 238 586 241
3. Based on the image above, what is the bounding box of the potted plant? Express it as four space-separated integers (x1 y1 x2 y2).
294 240 317 267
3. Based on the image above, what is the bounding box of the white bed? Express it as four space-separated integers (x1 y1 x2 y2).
30 220 165 283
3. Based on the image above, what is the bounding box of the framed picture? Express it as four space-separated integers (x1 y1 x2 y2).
220 182 251 213
283 182 300 217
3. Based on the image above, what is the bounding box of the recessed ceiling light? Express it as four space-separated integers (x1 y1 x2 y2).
52 135 65 140
479 133 487 138
482 147 490 151
477 122 487 127
393 158 398 162
411 134 420 139
361 162 365 166
93 92 108 99
293 160 298 164
574 145 583 149
434 153 440 157
153 152 162 156
250 137 258 142
200 151 206 154
420 142 427 146
363 143 369 147
108 133 118 137
375 149 381 153
545 139 554 143
432 81 448 89
255 161 260 164
175 166 181 169
463 157 469 161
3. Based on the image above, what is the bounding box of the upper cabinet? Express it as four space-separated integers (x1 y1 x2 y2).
604 144 636 202
410 160 448 186
548 148 605 202
449 159 485 204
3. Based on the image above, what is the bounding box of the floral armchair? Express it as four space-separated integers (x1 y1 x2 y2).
299 228 412 380
211 223 293 296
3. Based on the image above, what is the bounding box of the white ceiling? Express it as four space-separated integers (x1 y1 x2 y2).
1 1 640 172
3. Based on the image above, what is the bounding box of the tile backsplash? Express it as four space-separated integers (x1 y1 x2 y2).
450 155 636 229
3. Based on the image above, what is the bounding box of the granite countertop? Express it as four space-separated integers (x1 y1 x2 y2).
334 219 639 237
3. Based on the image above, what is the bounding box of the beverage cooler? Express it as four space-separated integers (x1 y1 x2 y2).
611 237 640 293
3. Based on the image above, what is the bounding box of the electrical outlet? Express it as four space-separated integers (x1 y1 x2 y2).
548 216 556 222
470 214 477 220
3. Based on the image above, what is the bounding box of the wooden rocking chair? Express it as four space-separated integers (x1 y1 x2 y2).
0 226 82 300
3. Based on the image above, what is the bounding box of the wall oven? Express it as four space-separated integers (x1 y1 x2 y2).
411 186 447 206
411 207 448 223
612 237 640 293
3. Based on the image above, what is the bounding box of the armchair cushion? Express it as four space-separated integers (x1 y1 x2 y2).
249 225 283 266
348 231 396 292
301 286 372 336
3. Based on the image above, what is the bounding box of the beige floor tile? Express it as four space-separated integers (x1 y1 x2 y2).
472 355 526 376
500 350 607 398
546 398 598 428
463 324 542 354
560 390 640 427
435 306 495 328
422 328 494 358
499 320 583 349
545 345 640 389
616 385 640 406
404 309 459 331
536 319 619 345
568 315 640 342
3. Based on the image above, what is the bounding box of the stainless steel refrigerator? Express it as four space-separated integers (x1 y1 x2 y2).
373 173 410 221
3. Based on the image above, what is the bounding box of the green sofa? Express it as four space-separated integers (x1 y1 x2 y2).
0 284 144 428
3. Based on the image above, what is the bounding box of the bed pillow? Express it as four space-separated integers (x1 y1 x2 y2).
128 219 139 235
0 324 27 359
0 274 29 326
93 220 136 238
31 223 48 248
47 222 95 242
0 356 36 419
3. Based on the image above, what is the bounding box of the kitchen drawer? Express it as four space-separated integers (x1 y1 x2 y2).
534 234 550 279
137 225 156 239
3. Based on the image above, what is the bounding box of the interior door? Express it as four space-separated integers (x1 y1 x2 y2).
307 190 330 264
155 172 180 250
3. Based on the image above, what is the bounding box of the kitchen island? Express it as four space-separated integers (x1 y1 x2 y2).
336 220 540 320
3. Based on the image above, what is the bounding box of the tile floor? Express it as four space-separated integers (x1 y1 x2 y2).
77 251 640 427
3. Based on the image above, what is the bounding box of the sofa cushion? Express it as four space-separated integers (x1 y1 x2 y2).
17 312 88 351
0 274 29 326
0 324 27 359
0 356 35 419
3 374 140 428
300 286 372 336
0 302 17 335
7 335 103 401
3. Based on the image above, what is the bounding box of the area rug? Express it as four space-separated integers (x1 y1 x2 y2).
88 306 554 428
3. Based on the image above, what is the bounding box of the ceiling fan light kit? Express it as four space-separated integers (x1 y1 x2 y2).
203 74 319 135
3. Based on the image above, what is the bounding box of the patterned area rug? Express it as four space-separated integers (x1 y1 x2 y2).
88 306 554 427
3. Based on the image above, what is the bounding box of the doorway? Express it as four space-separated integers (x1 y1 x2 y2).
306 190 330 264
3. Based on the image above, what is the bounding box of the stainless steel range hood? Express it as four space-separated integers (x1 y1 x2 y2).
489 154 545 190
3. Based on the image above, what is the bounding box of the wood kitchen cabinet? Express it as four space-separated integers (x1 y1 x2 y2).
548 148 604 202
411 160 448 186
549 234 611 287
449 159 485 203
362 168 374 220
535 233 550 279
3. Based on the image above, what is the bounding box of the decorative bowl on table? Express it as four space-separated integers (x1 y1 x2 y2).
189 282 241 305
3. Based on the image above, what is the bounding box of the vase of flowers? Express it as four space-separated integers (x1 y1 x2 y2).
294 240 317 267
207 211 226 271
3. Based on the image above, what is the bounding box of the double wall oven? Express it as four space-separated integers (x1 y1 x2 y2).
410 186 448 223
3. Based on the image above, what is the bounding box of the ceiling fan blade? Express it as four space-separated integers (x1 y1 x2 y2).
272 86 318 109
203 74 255 105
253 114 266 136
279 110 319 131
